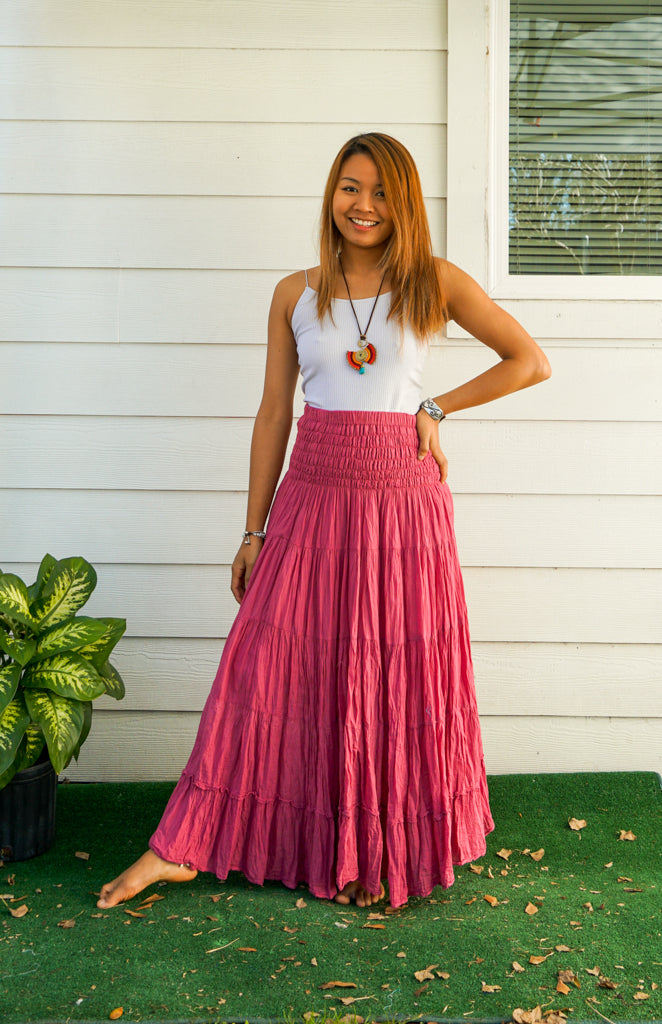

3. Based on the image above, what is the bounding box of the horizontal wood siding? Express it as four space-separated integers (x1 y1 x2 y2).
2 0 659 781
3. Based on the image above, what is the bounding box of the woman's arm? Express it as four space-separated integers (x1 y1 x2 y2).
431 259 552 414
231 274 302 603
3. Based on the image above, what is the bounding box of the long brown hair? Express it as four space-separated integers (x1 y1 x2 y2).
317 132 448 345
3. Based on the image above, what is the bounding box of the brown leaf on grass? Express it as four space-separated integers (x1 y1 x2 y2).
436 970 450 979
295 896 307 908
74 850 90 861
414 965 439 982
530 849 545 861
414 983 429 996
529 954 553 965
623 887 643 893
238 947 257 952
555 945 571 952
124 909 146 918
617 876 633 882
311 957 318 966
525 902 539 915
512 962 525 972
585 966 601 977
320 981 357 990
558 969 579 988
618 829 636 841
484 894 499 907
9 904 29 918
338 996 372 1006
396 951 406 958
481 981 501 992
583 902 594 912
384 905 399 915
633 992 650 1001
109 1010 123 1020
512 1006 543 1023
303 1013 318 1021
496 848 513 860
338 1016 364 1024
597 975 618 989
569 920 582 927
136 893 164 907
468 863 484 874
58 918 76 928
367 911 387 919
568 818 587 831
283 925 299 933
556 981 570 995
545 1013 569 1024
362 922 385 929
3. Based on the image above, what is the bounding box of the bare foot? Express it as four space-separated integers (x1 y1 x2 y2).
96 850 198 908
334 880 386 908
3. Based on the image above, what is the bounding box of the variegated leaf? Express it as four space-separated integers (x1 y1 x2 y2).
35 553 58 599
13 722 45 774
34 617 108 661
0 695 30 776
98 660 126 700
31 557 97 632
0 737 24 789
23 653 105 701
0 574 35 629
78 617 126 667
0 664 22 717
23 689 85 775
0 631 37 666
72 701 93 762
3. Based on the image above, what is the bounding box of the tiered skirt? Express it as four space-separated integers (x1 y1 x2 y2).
150 403 494 907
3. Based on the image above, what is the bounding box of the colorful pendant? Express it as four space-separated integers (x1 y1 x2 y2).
347 339 376 373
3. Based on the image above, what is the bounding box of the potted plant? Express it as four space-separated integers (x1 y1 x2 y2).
0 554 126 859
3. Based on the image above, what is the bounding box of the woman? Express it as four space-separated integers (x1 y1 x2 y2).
97 133 551 910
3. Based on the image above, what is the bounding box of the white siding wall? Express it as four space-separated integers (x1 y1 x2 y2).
1 1 658 779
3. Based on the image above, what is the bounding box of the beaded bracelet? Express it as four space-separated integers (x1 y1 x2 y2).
243 530 266 545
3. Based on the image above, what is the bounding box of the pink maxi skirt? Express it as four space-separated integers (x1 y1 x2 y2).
150 404 494 907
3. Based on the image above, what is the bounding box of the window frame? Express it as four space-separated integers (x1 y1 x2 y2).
446 0 661 321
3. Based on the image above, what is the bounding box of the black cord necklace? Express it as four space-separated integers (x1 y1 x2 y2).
338 256 387 374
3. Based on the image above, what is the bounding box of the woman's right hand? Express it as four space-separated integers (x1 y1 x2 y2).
231 538 265 604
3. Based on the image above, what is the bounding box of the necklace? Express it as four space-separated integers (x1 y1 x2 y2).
338 256 387 374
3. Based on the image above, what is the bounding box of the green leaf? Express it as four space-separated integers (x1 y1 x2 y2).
23 689 84 775
31 557 97 632
0 664 21 716
23 653 105 701
98 660 126 700
78 617 126 668
0 631 37 666
0 574 35 629
35 553 58 599
0 695 30 776
34 617 108 661
71 701 93 762
0 740 23 789
13 723 45 774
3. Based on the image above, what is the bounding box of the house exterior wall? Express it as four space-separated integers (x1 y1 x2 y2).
1 0 659 779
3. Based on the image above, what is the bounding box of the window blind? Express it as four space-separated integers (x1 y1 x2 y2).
509 1 662 275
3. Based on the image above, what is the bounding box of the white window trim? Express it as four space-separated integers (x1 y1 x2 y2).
446 0 661 324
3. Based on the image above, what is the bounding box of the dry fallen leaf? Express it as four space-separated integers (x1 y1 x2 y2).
75 851 90 861
295 896 307 908
469 863 484 874
362 922 385 929
597 975 618 990
238 947 257 952
617 876 633 882
481 981 501 992
558 969 579 988
525 902 539 915
530 849 545 861
585 966 601 976
568 817 587 831
512 962 525 973
436 970 450 979
9 904 29 918
124 909 146 918
338 996 372 1006
633 992 650 1001
496 848 512 860
109 1010 123 1021
512 1006 543 1023
414 983 429 996
414 965 439 982
618 829 636 841
529 954 553 965
484 894 499 907
555 945 571 952
367 911 387 919
338 1016 364 1024
283 925 298 933
58 919 76 929
320 981 358 990
556 981 570 995
396 951 406 958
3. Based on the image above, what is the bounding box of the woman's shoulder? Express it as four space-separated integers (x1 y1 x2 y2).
272 267 319 325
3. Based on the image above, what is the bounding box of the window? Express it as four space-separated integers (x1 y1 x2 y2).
509 1 662 276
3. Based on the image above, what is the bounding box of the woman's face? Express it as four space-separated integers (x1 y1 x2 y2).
332 153 394 254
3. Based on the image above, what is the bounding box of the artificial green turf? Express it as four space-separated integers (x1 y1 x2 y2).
1 772 661 1024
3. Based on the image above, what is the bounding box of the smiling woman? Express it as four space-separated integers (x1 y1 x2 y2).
97 132 550 913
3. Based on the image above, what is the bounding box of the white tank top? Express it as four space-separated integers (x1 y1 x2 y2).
291 272 430 413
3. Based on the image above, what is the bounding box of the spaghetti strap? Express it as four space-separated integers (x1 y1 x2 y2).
304 268 309 288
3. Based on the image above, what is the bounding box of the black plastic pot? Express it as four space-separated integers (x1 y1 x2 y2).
0 755 57 861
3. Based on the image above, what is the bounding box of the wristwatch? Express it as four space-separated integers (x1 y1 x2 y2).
418 397 446 422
